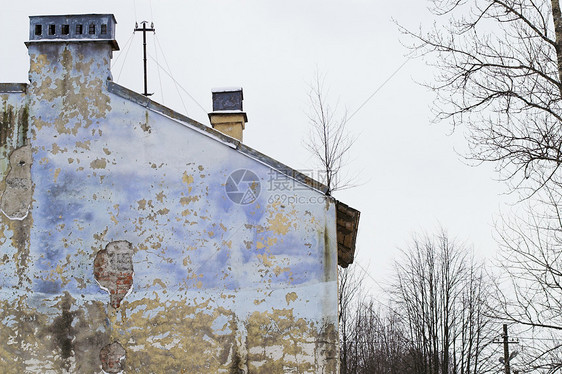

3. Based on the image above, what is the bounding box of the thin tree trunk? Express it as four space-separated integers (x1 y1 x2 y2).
551 0 562 93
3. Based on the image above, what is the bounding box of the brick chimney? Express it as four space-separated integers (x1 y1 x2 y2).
208 88 248 142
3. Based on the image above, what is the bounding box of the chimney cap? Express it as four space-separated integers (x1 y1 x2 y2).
212 88 245 112
212 87 243 94
28 14 119 51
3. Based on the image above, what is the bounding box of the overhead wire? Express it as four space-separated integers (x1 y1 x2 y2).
149 0 154 23
112 32 135 66
347 57 410 123
153 35 208 116
349 261 400 315
128 0 402 316
115 7 206 118
353 260 388 293
133 0 138 24
153 36 189 115
516 336 562 342
153 42 165 105
89 5 562 351
133 1 405 127
152 26 165 104
147 49 190 116
115 32 136 83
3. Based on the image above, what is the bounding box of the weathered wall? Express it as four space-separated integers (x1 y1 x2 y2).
0 40 339 373
0 85 35 370
0 86 29 187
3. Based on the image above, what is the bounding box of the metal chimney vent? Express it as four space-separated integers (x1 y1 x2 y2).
212 87 244 111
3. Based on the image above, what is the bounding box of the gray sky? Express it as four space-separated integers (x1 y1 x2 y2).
1 0 507 293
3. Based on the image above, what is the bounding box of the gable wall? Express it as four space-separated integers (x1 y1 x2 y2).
0 41 339 373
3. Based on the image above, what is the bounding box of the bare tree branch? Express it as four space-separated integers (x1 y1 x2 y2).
400 0 562 195
305 71 355 194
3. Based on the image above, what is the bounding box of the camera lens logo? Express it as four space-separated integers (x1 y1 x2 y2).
225 169 261 205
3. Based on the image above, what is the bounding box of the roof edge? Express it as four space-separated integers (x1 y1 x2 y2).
107 81 330 195
336 200 360 268
0 83 28 93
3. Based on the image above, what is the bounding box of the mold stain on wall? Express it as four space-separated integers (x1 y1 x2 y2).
1 145 32 220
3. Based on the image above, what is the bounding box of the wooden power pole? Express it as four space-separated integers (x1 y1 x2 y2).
503 324 511 374
493 323 519 374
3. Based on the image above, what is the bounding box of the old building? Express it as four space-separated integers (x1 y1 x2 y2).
0 14 359 373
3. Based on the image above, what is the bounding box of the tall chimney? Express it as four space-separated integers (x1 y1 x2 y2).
26 15 119 93
208 87 248 142
25 14 119 138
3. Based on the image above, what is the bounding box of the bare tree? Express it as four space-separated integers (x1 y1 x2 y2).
391 230 497 374
333 230 498 373
400 0 562 196
305 72 354 194
338 265 364 374
343 301 414 374
490 184 562 371
400 1 562 368
304 70 360 372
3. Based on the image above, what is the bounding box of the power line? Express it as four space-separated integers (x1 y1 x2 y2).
148 43 208 116
347 58 410 122
113 32 135 66
149 0 154 22
132 0 138 23
346 261 401 315
353 260 387 293
152 26 164 104
115 32 136 83
153 36 192 116
515 336 562 342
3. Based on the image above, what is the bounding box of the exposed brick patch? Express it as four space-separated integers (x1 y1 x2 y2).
100 341 126 373
94 240 133 308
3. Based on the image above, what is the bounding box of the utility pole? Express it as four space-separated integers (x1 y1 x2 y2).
493 324 519 374
503 324 511 374
134 21 155 96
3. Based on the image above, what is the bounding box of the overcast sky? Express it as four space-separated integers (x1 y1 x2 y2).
0 0 508 294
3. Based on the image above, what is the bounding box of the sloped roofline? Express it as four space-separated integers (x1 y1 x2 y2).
107 81 330 195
